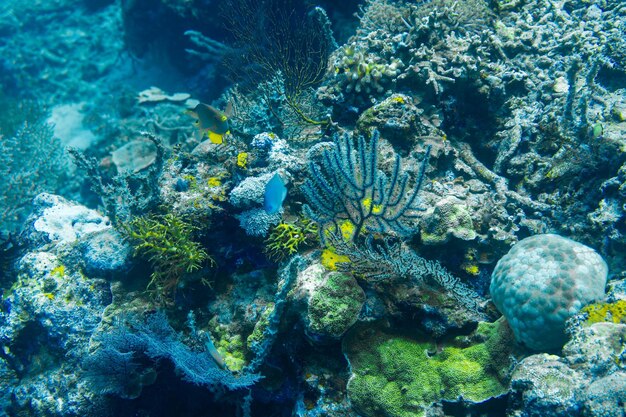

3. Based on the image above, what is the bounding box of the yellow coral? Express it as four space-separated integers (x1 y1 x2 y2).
51 265 65 277
207 177 221 187
581 300 626 324
362 198 383 214
463 264 480 276
236 152 248 169
265 219 317 261
340 220 357 240
321 248 350 271
322 220 357 242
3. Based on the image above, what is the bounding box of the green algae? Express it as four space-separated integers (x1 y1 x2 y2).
344 320 516 417
307 272 365 338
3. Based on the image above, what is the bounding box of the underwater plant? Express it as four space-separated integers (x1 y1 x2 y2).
125 213 212 298
303 129 431 242
264 218 318 261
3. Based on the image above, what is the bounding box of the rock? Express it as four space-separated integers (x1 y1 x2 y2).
508 322 626 417
510 354 584 417
306 271 365 339
583 373 626 417
291 262 365 341
79 228 131 275
31 193 111 246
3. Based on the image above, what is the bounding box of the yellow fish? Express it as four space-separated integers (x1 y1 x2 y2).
187 102 232 144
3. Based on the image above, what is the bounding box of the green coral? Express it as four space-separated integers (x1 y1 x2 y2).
420 197 477 245
344 320 515 417
307 272 365 338
125 213 212 299
247 303 275 350
209 319 247 371
265 218 318 261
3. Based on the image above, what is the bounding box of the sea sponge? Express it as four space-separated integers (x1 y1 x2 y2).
490 234 608 351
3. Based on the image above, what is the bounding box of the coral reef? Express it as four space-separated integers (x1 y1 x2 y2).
2 0 626 415
0 196 116 416
125 213 212 298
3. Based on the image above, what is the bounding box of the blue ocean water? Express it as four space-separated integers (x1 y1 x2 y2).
1 0 625 416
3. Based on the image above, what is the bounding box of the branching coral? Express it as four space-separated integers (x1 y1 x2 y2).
0 92 66 238
303 130 431 242
125 213 212 299
69 133 166 225
327 233 484 315
264 218 318 261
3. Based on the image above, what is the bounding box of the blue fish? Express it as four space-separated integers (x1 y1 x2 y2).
264 173 287 214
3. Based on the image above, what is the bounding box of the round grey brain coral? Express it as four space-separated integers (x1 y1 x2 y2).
490 234 608 351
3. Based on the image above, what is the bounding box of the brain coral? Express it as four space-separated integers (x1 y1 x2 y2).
490 234 608 351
